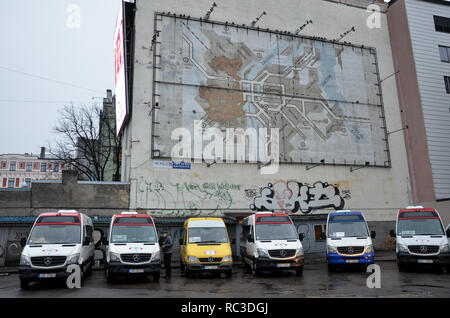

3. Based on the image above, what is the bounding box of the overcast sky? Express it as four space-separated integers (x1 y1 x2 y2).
0 0 121 155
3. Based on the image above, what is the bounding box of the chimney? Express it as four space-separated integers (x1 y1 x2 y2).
40 147 46 159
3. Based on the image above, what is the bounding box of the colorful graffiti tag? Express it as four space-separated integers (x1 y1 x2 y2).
137 178 241 217
250 181 345 214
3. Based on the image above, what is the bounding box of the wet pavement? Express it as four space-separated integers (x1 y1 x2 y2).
0 261 449 298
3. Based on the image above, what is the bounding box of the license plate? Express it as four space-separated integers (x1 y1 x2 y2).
346 260 359 263
417 259 433 264
204 266 218 270
38 273 56 278
276 263 290 268
128 269 145 273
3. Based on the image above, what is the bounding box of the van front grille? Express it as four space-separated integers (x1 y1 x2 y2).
31 256 67 267
199 257 222 263
408 245 439 254
337 246 365 255
268 249 296 258
120 253 152 263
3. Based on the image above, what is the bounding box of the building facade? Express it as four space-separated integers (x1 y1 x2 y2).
118 0 413 252
387 0 450 224
0 149 70 189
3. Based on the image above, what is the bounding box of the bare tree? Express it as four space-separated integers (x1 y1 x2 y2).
49 104 120 181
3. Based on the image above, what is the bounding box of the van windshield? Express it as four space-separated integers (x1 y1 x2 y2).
28 225 81 244
188 227 228 243
111 225 157 243
328 221 368 238
255 223 298 240
398 219 444 236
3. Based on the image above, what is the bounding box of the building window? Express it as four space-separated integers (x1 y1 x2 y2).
7 178 14 188
24 178 31 188
9 161 16 171
40 162 47 172
26 162 32 172
19 162 25 170
0 161 6 169
439 46 450 63
53 163 59 172
434 15 450 34
314 224 327 241
445 76 450 94
33 162 40 170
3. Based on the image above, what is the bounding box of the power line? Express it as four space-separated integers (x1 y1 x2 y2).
0 99 96 104
0 65 105 94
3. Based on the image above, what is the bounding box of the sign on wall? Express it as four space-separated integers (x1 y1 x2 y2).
114 2 127 136
152 14 389 166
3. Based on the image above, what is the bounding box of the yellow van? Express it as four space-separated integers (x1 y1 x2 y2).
180 217 233 278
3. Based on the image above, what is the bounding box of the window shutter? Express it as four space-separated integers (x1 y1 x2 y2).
15 178 20 188
2 178 6 188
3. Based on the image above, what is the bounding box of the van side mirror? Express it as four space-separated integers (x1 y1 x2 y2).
371 231 376 239
389 230 396 238
102 237 109 246
179 238 183 245
83 237 91 246
446 228 450 238
298 233 304 241
320 232 327 240
248 234 254 243
20 238 27 248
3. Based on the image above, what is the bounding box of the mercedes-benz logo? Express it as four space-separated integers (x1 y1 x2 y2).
280 250 286 257
347 247 354 254
44 257 52 265
420 246 428 253
208 256 214 262
132 254 140 262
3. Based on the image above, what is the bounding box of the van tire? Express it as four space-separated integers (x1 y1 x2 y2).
445 266 450 274
225 270 232 278
106 268 115 283
328 264 336 272
20 279 29 289
253 261 261 276
296 267 303 276
397 263 407 272
153 272 160 282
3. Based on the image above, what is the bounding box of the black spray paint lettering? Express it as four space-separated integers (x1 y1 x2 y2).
249 181 345 214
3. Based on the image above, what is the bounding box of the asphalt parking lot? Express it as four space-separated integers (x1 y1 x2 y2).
0 261 449 298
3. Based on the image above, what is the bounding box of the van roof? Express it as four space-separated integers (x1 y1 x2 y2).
39 211 80 217
186 218 225 228
329 210 362 216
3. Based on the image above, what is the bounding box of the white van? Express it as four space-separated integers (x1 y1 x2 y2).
240 212 304 276
390 206 450 272
324 210 376 271
19 210 95 289
104 212 161 282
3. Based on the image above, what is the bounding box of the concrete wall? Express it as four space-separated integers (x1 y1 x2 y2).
122 0 411 225
0 171 130 217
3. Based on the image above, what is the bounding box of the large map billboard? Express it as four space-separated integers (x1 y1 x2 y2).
152 14 389 166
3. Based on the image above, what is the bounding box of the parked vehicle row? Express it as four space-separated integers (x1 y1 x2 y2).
17 207 450 289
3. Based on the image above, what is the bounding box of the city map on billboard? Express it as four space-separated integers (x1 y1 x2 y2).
152 14 389 166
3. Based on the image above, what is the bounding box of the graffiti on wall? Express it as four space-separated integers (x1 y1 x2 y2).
138 178 241 217
0 228 30 266
249 181 346 214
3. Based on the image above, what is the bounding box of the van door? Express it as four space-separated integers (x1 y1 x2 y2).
81 224 94 270
181 226 187 264
245 225 255 264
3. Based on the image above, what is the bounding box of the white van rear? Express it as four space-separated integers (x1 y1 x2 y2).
19 210 95 289
104 212 161 282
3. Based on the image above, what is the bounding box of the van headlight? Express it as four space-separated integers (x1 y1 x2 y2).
222 255 233 262
397 244 408 253
109 252 120 262
257 248 269 258
151 251 160 262
327 245 338 254
20 255 30 266
295 247 304 257
188 256 199 262
441 244 449 253
364 245 373 254
67 253 80 265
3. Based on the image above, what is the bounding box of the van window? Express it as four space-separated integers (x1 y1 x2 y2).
255 223 297 240
188 227 228 243
28 224 81 244
111 224 157 243
85 225 93 241
241 225 250 241
398 219 444 236
328 218 368 238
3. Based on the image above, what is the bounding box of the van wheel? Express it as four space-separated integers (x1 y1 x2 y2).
106 268 114 283
253 261 261 276
445 266 450 274
328 264 336 272
20 279 29 290
225 270 232 278
185 269 192 278
153 272 160 282
398 263 407 272
296 267 303 276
